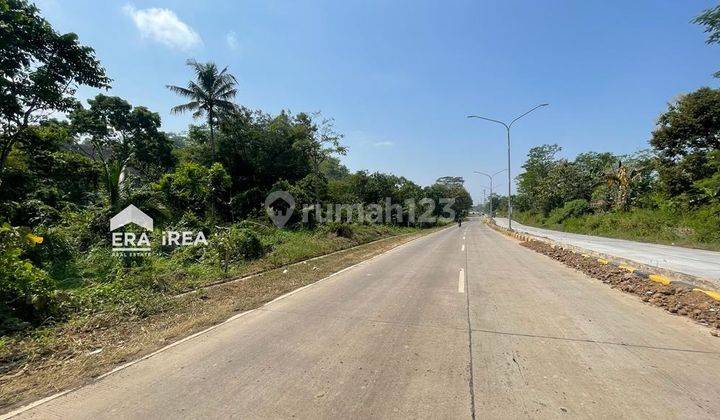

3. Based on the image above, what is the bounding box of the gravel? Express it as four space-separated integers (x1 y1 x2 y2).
521 240 720 331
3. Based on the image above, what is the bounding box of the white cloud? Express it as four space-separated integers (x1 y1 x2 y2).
123 5 202 51
345 130 395 148
373 141 394 147
226 31 239 50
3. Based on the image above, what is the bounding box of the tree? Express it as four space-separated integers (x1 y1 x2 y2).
0 0 110 190
155 162 210 217
651 88 720 200
425 180 473 222
694 5 720 77
516 144 562 214
167 60 238 161
207 162 231 221
435 176 465 187
292 113 346 202
69 95 173 209
651 88 720 158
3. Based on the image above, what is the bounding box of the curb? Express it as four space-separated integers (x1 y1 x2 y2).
485 220 720 302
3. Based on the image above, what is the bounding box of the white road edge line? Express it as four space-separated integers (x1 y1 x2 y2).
1 225 454 420
458 268 465 293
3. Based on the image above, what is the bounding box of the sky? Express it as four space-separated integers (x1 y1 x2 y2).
36 0 720 203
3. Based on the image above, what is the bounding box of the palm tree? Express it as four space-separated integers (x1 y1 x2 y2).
167 60 238 161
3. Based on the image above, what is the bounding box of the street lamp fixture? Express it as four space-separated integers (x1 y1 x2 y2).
474 169 506 218
467 103 549 230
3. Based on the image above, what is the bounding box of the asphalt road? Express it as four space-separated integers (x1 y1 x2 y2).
495 217 720 287
11 220 720 419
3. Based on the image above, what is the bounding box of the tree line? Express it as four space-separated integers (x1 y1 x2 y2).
507 88 720 245
0 0 472 332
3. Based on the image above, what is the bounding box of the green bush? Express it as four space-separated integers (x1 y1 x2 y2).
0 224 58 334
684 204 720 243
547 199 590 225
210 226 265 271
319 221 355 238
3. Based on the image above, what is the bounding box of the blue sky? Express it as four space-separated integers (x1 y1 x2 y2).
37 0 719 203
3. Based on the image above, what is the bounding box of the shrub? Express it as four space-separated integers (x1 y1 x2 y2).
684 204 720 243
210 227 265 271
547 199 590 225
0 224 58 334
319 221 355 238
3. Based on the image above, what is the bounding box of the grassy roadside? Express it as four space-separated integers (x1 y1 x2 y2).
0 225 443 411
513 208 720 252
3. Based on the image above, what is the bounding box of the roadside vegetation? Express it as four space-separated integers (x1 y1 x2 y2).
485 5 720 251
0 0 471 343
0 230 434 410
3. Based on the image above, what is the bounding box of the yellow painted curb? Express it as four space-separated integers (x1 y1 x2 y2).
618 264 636 273
492 222 720 303
694 288 720 301
649 274 671 286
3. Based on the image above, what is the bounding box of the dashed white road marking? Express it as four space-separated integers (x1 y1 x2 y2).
461 244 465 252
458 268 465 293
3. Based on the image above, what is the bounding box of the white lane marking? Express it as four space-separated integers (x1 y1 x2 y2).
458 268 465 293
461 244 465 252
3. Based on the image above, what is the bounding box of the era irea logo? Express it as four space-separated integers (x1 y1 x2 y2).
110 205 207 255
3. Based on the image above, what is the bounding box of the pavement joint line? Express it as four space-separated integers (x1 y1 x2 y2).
1 225 455 420
462 224 476 420
257 307 468 332
485 220 720 302
471 328 720 354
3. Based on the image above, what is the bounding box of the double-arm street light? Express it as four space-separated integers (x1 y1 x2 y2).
474 169 506 218
467 103 549 230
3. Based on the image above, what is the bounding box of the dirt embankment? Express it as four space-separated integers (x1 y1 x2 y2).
521 240 720 332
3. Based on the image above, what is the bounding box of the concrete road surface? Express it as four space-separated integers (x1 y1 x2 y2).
495 217 720 287
10 220 720 419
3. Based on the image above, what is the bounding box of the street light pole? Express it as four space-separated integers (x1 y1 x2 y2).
474 169 506 218
481 188 487 214
468 103 549 230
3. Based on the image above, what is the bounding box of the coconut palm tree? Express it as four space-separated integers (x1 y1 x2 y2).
167 60 238 161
